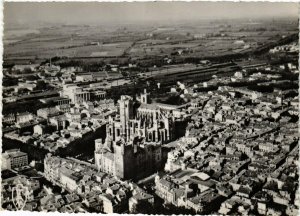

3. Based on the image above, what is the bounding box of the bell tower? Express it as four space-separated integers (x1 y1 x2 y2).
119 96 134 137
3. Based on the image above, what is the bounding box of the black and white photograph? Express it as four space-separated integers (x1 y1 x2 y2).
1 1 299 215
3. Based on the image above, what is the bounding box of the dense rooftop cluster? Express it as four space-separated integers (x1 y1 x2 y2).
43 154 154 213
4 100 115 152
155 71 299 215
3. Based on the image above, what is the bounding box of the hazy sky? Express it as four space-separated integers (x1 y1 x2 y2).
4 2 299 26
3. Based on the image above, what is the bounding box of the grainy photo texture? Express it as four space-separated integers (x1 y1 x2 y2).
1 2 299 215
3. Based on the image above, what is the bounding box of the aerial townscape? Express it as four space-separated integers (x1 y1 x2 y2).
1 2 299 215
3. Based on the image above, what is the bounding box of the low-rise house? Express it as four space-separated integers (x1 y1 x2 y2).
129 189 154 213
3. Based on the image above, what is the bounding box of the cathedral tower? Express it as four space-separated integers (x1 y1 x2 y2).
118 96 134 137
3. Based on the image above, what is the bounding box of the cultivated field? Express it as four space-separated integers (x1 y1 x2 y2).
3 18 298 63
